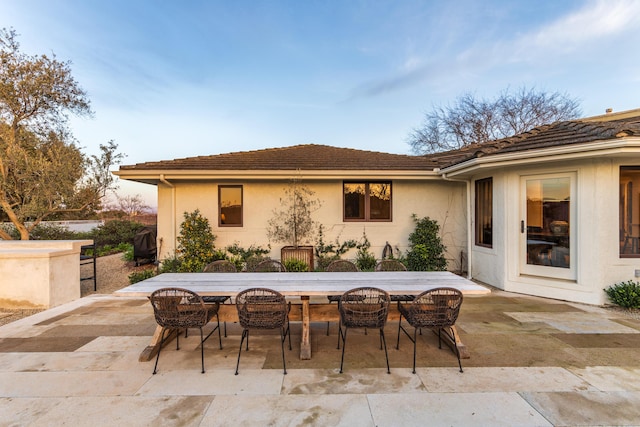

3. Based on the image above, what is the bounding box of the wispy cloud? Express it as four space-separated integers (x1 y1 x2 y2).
348 0 640 100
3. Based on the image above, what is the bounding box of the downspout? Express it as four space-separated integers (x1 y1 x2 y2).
438 169 473 280
159 174 176 260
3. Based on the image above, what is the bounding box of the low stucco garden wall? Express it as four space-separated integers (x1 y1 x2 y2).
0 240 91 309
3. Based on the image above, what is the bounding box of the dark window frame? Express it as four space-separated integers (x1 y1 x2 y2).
343 181 392 222
218 185 243 227
475 177 493 248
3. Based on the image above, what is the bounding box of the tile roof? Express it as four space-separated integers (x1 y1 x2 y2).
119 144 438 171
429 114 640 168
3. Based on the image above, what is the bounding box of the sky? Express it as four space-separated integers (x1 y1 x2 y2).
3 0 640 208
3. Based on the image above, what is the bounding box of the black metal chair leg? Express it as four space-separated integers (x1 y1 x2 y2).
396 315 403 349
412 327 417 374
200 327 205 373
235 329 249 375
152 327 167 375
448 326 463 373
280 328 287 375
380 328 390 374
339 327 348 373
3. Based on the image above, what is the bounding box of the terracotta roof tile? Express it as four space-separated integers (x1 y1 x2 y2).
119 144 437 171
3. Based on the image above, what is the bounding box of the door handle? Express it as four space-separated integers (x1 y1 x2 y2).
521 220 525 233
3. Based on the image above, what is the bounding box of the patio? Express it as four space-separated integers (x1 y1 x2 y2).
0 289 639 426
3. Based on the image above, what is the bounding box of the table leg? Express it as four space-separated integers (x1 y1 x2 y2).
300 296 311 360
139 325 178 362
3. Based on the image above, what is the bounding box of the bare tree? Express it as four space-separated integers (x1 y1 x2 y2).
115 194 151 219
0 28 122 239
408 87 582 154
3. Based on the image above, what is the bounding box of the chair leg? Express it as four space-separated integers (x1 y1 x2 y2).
153 327 167 375
412 327 417 374
235 329 249 375
380 328 390 374
200 327 205 374
280 327 287 375
444 326 463 373
339 327 348 373
203 313 223 350
396 314 403 349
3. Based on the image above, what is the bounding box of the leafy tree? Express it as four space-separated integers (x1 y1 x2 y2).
406 215 447 271
354 230 376 271
408 86 581 154
176 209 219 272
0 28 122 239
267 179 321 248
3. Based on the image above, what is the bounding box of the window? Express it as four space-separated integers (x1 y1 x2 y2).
343 182 391 221
219 185 242 227
475 178 492 247
620 167 640 257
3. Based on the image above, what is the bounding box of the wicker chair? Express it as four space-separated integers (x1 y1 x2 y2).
202 260 236 337
203 260 237 272
338 287 391 374
149 287 222 374
375 260 413 302
396 287 464 373
235 288 292 375
325 259 359 334
375 259 407 271
251 259 287 272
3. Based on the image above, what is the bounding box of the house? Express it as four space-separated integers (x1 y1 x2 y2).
114 108 640 305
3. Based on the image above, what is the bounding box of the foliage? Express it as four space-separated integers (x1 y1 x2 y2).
158 256 182 273
408 86 581 154
0 29 123 239
92 242 133 257
604 280 640 309
128 268 157 284
92 219 145 247
267 179 321 247
284 258 309 272
406 215 447 271
104 194 151 219
354 231 377 271
314 224 357 271
245 255 270 272
225 242 270 271
176 210 218 272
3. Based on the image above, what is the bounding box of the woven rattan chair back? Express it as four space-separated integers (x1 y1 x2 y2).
326 259 359 272
405 288 463 328
149 287 213 374
234 288 291 374
375 259 407 271
203 260 237 272
338 287 391 373
252 259 287 272
396 287 464 373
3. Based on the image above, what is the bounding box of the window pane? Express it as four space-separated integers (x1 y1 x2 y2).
620 167 640 256
526 177 570 268
219 186 242 226
369 183 391 220
475 178 492 247
344 183 365 219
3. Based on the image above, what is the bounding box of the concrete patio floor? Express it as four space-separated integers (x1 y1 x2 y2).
0 289 639 426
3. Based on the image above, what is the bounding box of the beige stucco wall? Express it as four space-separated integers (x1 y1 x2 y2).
156 179 467 269
0 240 89 308
470 158 640 305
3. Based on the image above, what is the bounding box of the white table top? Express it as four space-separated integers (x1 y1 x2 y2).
114 271 490 297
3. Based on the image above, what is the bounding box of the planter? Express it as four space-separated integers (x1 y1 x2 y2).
281 246 314 271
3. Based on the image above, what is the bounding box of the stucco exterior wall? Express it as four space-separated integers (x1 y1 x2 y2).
471 158 640 305
156 179 467 269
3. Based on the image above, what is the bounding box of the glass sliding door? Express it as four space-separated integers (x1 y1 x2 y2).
521 173 576 280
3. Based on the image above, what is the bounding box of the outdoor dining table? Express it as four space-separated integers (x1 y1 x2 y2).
115 271 490 361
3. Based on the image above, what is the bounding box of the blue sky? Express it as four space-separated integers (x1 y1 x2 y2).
3 0 640 207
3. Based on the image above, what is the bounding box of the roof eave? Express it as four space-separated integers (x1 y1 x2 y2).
439 137 640 178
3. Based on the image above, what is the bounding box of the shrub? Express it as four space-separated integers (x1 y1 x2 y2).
406 215 447 271
226 242 271 271
176 210 218 272
92 219 145 247
284 258 309 272
159 256 182 273
314 225 357 271
128 269 157 284
355 231 377 271
29 223 79 240
604 280 640 308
